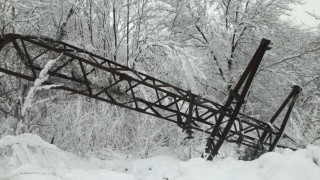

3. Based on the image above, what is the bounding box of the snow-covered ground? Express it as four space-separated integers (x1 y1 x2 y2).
1 134 320 180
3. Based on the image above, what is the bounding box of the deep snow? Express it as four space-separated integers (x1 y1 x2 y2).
0 134 320 180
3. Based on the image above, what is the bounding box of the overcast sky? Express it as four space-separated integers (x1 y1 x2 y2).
290 0 320 28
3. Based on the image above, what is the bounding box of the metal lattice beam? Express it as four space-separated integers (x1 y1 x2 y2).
0 34 301 159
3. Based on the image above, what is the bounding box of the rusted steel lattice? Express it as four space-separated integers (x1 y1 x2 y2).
0 34 301 160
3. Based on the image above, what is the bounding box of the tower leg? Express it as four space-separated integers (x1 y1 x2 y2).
205 39 271 160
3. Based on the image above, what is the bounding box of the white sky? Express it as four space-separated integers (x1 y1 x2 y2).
289 0 320 28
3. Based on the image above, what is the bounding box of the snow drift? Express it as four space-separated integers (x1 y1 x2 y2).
0 134 320 180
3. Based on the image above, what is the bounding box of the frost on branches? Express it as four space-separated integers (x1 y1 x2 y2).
21 54 63 116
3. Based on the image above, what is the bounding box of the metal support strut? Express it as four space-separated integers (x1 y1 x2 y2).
205 38 272 160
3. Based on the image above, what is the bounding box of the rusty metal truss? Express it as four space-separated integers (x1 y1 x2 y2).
0 34 301 160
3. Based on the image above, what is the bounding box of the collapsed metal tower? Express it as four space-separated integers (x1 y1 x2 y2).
0 34 301 160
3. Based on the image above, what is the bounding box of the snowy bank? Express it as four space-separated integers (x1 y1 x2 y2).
0 134 320 180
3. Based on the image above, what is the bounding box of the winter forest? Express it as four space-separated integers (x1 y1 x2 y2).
0 0 320 180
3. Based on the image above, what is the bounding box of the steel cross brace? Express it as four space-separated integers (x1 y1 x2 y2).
0 34 301 159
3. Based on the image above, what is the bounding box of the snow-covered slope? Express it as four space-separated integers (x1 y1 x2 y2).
1 134 320 180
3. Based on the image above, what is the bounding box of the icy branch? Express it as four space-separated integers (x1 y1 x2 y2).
21 54 63 116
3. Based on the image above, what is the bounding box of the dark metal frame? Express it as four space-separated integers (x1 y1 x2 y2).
0 34 301 160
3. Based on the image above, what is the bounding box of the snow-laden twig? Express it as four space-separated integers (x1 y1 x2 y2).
21 54 63 116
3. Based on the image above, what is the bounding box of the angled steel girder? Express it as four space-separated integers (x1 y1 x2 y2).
0 34 301 159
